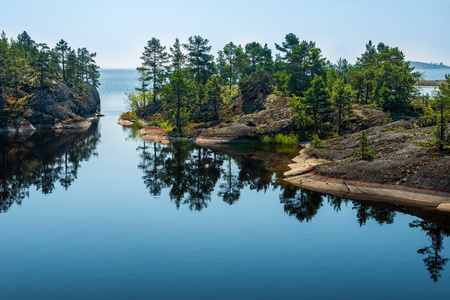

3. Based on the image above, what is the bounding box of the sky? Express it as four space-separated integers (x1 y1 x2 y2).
2 0 449 68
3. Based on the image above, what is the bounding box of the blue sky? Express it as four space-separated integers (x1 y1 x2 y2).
2 0 449 68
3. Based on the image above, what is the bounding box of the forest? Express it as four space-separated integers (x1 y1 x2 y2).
125 33 449 145
0 31 100 112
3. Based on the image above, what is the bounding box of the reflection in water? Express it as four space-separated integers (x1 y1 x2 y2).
1 125 448 283
0 123 100 212
410 220 450 282
135 139 450 281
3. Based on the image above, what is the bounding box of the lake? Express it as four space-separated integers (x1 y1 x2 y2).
0 69 448 299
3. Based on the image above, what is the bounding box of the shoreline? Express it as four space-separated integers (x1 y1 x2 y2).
0 117 99 135
284 148 450 212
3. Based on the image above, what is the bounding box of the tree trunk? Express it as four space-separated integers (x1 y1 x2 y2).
0 78 4 110
338 101 342 136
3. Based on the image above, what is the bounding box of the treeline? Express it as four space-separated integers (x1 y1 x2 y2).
0 31 100 111
129 33 445 138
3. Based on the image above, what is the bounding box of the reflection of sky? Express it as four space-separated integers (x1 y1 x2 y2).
419 86 437 96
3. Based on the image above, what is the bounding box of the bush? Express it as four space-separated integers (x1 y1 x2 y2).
312 134 324 148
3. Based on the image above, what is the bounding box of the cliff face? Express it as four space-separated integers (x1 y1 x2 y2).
0 82 100 133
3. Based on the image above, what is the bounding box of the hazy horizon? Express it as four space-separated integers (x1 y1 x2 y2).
3 0 449 68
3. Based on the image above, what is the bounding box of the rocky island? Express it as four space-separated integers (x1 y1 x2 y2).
0 31 100 135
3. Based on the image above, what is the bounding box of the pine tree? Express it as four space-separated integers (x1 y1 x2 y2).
205 76 222 120
9 41 28 107
0 31 9 110
245 42 265 73
183 36 214 86
141 37 169 104
33 43 56 91
302 76 330 134
135 65 150 107
354 132 375 160
331 79 353 135
55 39 69 81
223 42 239 92
168 38 187 134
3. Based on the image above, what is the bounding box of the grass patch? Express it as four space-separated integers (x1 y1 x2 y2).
261 133 298 145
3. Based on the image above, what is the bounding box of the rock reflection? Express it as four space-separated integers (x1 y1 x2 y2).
0 124 100 212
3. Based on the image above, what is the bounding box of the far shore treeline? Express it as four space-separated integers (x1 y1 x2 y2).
0 30 100 111
125 33 449 141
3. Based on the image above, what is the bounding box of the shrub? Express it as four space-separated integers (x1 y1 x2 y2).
312 134 324 148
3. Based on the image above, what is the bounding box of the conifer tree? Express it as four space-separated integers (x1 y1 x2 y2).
0 31 9 110
183 36 214 86
141 37 169 104
167 38 187 134
34 43 55 91
331 79 353 135
301 76 330 134
55 39 69 81
245 42 265 73
136 65 150 107
205 76 222 120
354 132 374 160
223 42 239 91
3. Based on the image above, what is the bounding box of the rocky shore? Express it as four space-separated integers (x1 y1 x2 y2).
284 120 450 211
0 82 101 134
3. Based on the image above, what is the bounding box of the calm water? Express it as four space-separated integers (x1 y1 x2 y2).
415 68 450 81
0 69 449 299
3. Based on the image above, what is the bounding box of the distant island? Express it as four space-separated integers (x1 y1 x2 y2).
410 61 450 69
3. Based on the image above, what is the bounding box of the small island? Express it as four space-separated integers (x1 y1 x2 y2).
0 31 101 134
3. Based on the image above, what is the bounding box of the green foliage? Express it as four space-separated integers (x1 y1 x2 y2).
205 76 222 119
275 33 326 96
385 111 393 124
126 35 425 142
348 40 420 114
415 77 450 151
0 30 99 111
301 76 331 134
223 84 240 104
260 133 298 145
141 37 169 103
183 36 214 85
239 71 273 101
125 91 151 112
120 111 138 121
312 134 324 148
353 132 375 160
331 78 353 135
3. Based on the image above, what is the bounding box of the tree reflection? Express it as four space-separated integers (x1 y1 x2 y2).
218 157 243 205
133 140 450 282
138 142 166 196
0 124 100 212
279 185 324 222
410 220 450 282
352 202 396 226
